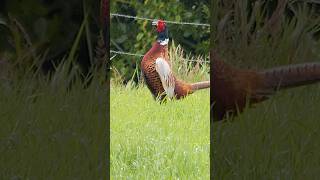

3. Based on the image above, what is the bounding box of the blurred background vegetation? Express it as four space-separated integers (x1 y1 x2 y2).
0 0 108 179
0 0 106 82
211 0 320 68
211 0 320 178
111 0 210 83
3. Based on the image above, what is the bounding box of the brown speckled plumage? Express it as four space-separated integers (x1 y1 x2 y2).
141 42 194 100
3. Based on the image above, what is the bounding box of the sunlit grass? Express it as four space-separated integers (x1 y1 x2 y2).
110 83 210 179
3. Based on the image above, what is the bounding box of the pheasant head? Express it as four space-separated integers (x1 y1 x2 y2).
152 19 169 45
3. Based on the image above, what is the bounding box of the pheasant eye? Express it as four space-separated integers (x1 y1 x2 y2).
157 20 166 32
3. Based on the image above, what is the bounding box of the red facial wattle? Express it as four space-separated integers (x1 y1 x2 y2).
157 20 166 32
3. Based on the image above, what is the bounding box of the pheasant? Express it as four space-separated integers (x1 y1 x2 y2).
141 19 210 100
211 50 320 121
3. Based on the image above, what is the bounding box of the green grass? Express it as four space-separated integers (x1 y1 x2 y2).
213 85 320 179
110 83 210 179
0 75 107 179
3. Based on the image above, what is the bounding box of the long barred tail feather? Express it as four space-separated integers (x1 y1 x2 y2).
260 62 320 90
191 81 210 91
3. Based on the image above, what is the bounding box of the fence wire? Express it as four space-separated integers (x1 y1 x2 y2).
110 50 209 63
111 13 210 27
111 13 210 63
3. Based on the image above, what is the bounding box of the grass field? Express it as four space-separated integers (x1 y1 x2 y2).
110 83 210 179
213 85 320 179
0 74 107 179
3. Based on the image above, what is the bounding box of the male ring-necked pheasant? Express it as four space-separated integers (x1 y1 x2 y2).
141 19 210 100
211 50 320 121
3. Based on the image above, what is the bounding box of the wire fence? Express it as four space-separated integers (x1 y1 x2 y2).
110 50 209 63
111 13 210 63
110 50 143 57
111 13 210 27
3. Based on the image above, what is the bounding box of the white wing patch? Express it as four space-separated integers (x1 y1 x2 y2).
155 57 175 98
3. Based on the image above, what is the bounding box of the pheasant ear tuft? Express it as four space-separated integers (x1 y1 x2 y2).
157 20 166 32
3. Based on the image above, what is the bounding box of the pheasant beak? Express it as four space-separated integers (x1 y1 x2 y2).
152 19 158 26
152 20 158 32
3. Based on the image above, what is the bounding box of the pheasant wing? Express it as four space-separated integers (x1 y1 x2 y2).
155 57 175 98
